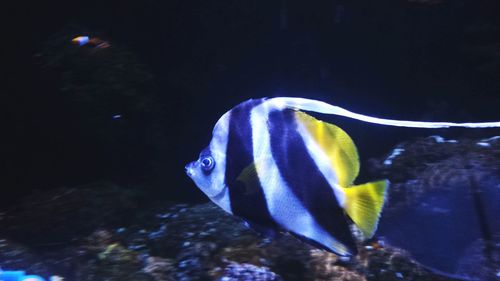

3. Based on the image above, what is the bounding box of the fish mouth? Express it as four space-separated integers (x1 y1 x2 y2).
185 162 195 178
185 161 227 199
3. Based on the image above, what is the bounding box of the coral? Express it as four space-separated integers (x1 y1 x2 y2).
4 136 496 280
76 245 151 281
0 197 463 281
369 136 500 278
142 256 176 281
455 236 500 281
371 136 500 213
218 261 283 281
0 237 51 278
1 182 140 248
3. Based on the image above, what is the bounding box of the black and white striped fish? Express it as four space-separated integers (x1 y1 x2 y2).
185 97 500 256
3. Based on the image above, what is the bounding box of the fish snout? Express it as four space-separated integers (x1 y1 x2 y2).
185 162 195 177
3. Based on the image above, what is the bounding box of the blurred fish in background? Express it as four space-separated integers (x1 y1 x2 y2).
71 35 111 49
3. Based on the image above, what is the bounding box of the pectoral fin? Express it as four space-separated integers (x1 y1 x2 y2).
236 162 262 195
343 180 389 238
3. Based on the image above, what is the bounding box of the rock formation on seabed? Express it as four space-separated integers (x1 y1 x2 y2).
2 136 499 281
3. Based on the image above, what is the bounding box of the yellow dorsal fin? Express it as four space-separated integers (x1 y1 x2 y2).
343 180 388 238
294 110 360 187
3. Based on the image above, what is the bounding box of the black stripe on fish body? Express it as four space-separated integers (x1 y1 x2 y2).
224 98 279 230
224 98 265 185
268 109 357 254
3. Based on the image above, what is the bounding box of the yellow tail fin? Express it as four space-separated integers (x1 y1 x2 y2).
343 180 388 239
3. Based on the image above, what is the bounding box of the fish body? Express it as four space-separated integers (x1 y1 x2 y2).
71 36 110 49
71 36 90 46
186 97 388 256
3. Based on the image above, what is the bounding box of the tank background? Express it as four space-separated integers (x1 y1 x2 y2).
1 0 500 280
3 0 500 205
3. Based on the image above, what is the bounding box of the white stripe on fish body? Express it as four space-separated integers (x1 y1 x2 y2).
295 119 346 207
268 97 500 128
211 187 232 213
208 111 232 214
250 100 351 256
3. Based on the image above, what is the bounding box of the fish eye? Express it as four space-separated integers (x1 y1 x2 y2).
200 156 215 172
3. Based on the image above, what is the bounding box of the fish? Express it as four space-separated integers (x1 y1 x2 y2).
185 97 500 256
71 36 111 49
185 97 389 256
71 36 90 46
